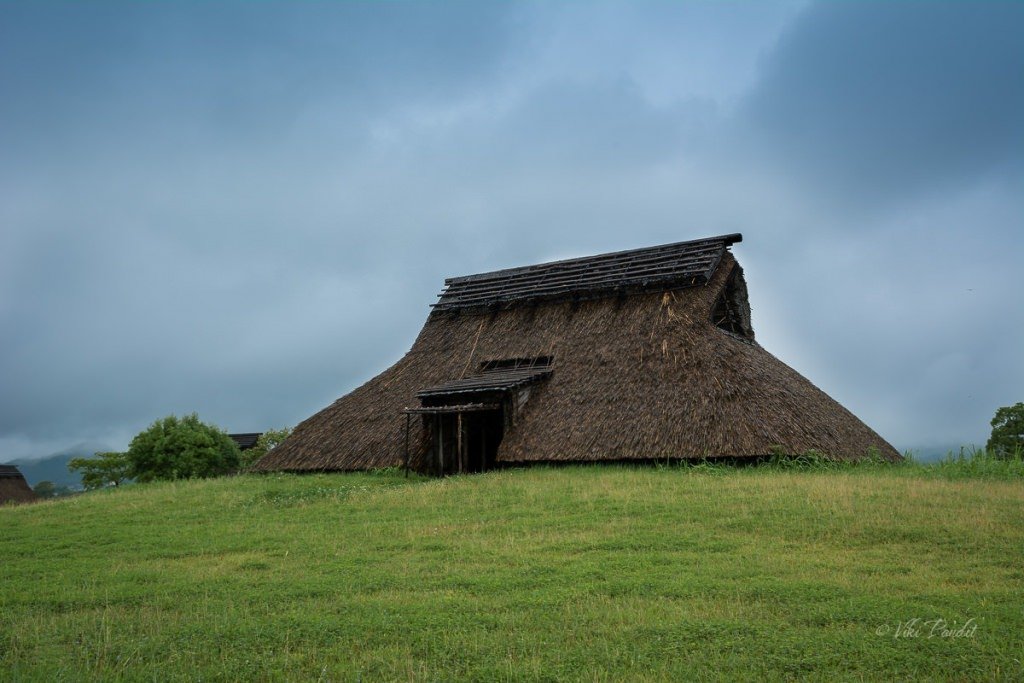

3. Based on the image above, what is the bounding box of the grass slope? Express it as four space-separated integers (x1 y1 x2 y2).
2 464 1022 681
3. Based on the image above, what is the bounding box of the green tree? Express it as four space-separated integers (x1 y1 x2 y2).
240 426 293 469
33 480 56 498
127 413 241 482
987 402 1024 458
68 451 131 490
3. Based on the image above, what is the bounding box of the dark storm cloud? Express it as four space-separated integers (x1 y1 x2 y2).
0 2 1020 461
0 2 521 450
738 2 1024 211
723 2 1024 450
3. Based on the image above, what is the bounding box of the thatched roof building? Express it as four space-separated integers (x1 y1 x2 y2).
256 233 899 474
0 465 36 505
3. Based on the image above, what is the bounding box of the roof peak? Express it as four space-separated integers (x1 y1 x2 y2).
445 233 741 284
433 232 742 313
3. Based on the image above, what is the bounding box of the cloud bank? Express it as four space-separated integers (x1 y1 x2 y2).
1 2 1021 460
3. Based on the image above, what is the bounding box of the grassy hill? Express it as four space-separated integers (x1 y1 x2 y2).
2 462 1022 681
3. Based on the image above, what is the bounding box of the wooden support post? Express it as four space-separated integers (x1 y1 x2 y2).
404 412 410 478
438 414 444 476
457 412 463 474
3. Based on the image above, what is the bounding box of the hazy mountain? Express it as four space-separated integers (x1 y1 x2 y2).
3 443 109 488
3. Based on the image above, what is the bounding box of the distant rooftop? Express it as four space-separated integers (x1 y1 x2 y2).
433 233 741 312
229 433 261 450
0 464 26 478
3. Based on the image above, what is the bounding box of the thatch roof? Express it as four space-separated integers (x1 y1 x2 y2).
255 234 899 472
0 465 36 505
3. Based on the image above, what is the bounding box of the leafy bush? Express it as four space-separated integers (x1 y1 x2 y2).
987 402 1024 458
68 451 131 489
31 480 76 498
127 413 240 482
239 426 292 469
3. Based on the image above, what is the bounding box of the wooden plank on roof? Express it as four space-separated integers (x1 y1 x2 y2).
403 403 501 414
417 366 553 398
436 267 714 304
432 233 740 312
436 256 718 299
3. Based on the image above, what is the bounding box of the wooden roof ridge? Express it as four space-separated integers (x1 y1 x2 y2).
433 233 742 312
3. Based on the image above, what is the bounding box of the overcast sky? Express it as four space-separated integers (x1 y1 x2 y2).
2 1 1021 461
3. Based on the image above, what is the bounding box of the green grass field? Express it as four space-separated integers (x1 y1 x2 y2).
2 460 1023 681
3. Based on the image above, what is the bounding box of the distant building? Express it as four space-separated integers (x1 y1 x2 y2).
229 433 262 451
0 465 37 505
255 233 899 475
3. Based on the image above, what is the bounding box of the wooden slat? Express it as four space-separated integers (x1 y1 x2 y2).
417 367 553 398
432 234 740 312
439 253 719 297
444 234 738 284
436 267 714 306
435 274 708 311
444 247 721 287
436 255 718 301
402 403 501 414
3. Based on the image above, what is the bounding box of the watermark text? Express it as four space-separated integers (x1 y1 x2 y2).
875 617 978 639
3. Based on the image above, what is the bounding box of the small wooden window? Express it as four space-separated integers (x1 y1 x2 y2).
479 356 553 372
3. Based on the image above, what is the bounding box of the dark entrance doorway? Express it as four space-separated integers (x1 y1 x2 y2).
433 408 503 475
406 356 554 475
403 402 505 475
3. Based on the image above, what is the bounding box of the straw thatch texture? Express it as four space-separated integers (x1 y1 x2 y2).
0 465 37 505
255 249 899 473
